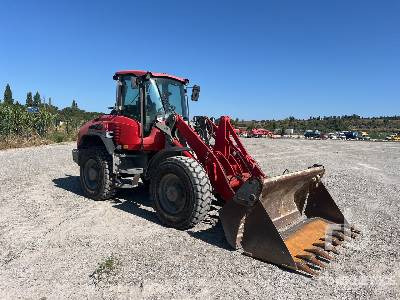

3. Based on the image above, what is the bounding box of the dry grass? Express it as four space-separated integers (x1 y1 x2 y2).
0 135 51 150
0 132 76 150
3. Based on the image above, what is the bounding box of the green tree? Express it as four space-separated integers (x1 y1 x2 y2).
43 97 50 107
71 99 78 109
26 92 33 107
33 91 41 107
3 84 13 105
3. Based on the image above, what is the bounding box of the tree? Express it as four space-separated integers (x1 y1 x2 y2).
33 91 41 107
71 99 78 109
26 92 33 106
3 84 13 105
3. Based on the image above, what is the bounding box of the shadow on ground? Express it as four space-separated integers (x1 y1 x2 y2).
187 218 232 251
113 187 160 224
52 175 231 250
53 175 83 196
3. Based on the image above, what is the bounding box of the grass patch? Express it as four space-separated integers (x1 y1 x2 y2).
46 131 76 143
0 134 52 150
0 131 77 150
90 255 119 285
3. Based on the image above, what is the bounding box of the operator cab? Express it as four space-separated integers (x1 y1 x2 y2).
113 70 196 135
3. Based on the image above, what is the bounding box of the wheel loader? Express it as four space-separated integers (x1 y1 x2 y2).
72 70 359 276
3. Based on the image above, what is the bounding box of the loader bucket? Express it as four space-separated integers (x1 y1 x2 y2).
220 166 360 276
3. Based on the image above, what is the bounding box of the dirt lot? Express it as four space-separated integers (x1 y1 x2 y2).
0 139 399 299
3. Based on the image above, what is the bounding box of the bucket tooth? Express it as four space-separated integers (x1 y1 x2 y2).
305 248 333 260
296 254 326 268
332 231 351 241
338 228 357 239
351 225 361 234
330 246 339 255
321 236 342 246
295 261 318 276
313 241 330 249
312 242 339 255
341 230 356 239
338 227 355 238
309 257 326 269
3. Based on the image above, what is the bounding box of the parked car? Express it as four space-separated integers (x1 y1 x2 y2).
328 132 338 140
343 131 359 140
304 130 321 139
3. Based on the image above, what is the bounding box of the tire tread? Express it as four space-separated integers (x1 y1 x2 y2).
151 155 213 229
80 147 116 200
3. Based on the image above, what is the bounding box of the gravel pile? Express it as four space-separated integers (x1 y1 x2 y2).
0 140 399 299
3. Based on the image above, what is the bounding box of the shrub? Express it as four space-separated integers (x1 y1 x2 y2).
0 103 57 138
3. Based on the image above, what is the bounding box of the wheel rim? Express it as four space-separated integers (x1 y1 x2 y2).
83 159 101 191
158 173 187 215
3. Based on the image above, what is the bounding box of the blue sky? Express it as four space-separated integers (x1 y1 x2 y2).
0 0 399 120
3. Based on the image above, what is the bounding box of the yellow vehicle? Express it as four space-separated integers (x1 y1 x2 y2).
386 133 400 141
360 132 370 141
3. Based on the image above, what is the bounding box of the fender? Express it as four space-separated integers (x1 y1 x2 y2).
144 146 192 180
79 128 116 155
76 128 116 168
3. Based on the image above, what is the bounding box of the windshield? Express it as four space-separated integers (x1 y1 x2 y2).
147 78 188 119
121 75 140 120
119 75 188 130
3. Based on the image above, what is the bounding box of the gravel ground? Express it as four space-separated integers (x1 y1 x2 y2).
0 139 399 299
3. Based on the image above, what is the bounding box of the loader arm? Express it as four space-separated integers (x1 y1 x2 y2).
171 114 265 202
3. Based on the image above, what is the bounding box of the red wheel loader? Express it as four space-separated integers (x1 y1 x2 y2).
72 70 359 276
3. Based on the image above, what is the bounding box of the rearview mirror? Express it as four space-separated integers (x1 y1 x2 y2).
191 85 200 101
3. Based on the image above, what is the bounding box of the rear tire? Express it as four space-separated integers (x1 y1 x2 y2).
79 147 116 200
150 156 212 229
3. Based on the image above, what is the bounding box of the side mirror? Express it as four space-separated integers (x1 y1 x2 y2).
191 85 200 101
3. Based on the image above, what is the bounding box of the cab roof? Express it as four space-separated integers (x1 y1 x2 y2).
114 70 188 84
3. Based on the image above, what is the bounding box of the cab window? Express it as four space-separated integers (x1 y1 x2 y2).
121 76 140 121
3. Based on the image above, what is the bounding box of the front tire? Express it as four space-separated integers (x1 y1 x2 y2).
150 156 212 229
79 147 116 200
